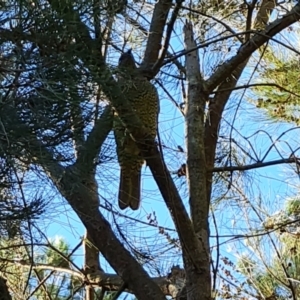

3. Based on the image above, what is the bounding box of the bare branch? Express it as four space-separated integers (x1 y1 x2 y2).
123 13 186 75
153 0 184 74
212 157 300 172
145 145 203 263
205 2 300 92
17 262 184 298
16 262 84 278
181 5 243 43
254 0 277 29
184 19 207 230
215 83 300 98
161 31 252 68
142 0 172 70
76 106 113 173
204 0 279 207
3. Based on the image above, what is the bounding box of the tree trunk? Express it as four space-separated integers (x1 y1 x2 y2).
84 230 100 300
183 21 211 300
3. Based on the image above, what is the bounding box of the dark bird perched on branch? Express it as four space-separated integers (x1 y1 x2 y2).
113 49 159 210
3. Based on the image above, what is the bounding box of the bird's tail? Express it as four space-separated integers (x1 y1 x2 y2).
118 168 141 210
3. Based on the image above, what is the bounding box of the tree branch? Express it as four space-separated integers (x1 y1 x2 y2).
205 2 300 92
212 157 300 173
76 106 113 173
184 20 207 232
123 12 186 75
141 0 172 70
143 145 206 270
152 0 184 74
254 0 276 29
183 21 211 299
205 61 249 204
181 5 243 43
16 262 184 298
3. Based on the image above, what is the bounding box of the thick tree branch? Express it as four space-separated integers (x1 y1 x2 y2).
76 106 113 173
205 2 300 92
184 20 207 232
152 0 184 74
205 61 249 203
83 230 101 291
254 0 276 29
144 144 205 268
183 21 211 299
141 0 172 70
123 12 186 75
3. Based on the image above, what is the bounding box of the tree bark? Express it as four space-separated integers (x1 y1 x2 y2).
183 21 210 300
84 231 99 300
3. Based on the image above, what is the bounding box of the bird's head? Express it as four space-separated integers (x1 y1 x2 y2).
118 49 137 70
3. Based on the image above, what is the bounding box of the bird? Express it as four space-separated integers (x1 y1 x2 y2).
113 49 159 210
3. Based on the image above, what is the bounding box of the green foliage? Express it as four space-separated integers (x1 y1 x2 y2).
237 252 289 298
255 53 300 124
44 238 71 268
286 198 300 216
0 237 85 300
235 195 300 299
